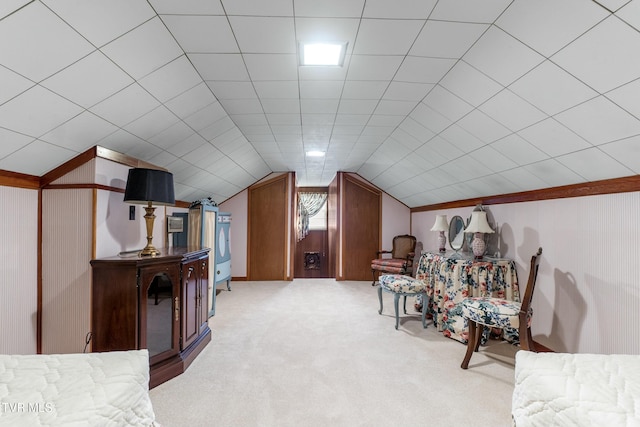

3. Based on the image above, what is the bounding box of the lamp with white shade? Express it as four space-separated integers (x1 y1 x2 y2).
430 215 449 253
464 210 494 259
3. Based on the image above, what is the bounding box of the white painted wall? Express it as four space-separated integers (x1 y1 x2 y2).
412 191 640 355
381 193 411 251
219 190 248 278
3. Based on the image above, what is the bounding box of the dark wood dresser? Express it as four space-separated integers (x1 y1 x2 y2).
90 247 211 388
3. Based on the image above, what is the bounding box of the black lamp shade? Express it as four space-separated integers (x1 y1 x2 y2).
124 168 175 206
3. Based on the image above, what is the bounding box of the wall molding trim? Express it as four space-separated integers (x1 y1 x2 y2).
411 174 640 213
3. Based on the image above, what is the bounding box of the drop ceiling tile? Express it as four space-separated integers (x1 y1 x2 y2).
337 100 377 115
465 173 521 196
301 99 339 114
0 140 74 175
41 51 133 109
499 168 549 192
262 99 301 114
295 17 359 50
0 86 83 137
555 95 640 146
422 135 464 162
228 114 267 126
594 0 630 12
40 111 118 151
342 81 388 100
409 103 452 134
600 134 640 173
353 19 424 55
523 158 585 187
557 147 632 181
398 117 435 142
294 0 365 18
497 0 607 57
43 0 156 47
606 79 640 120
161 15 238 53
347 55 404 81
456 109 511 143
0 65 34 106
363 0 436 19
253 81 299 99
243 54 298 80
298 59 350 81
439 61 502 107
220 99 264 115
422 85 474 122
367 115 404 127
124 105 179 140
430 0 512 23
230 17 295 53
207 81 257 100
479 89 547 132
165 83 217 119
300 81 344 99
184 102 228 131
374 100 417 116
96 129 146 154
0 1 30 20
463 26 545 87
267 114 302 130
146 150 178 169
439 124 484 152
394 56 457 84
518 118 591 157
509 60 598 116
471 145 518 173
333 124 365 135
165 133 209 158
102 17 183 80
188 54 250 81
221 0 292 15
389 129 424 151
334 114 369 126
383 82 433 102
439 155 488 181
552 15 640 93
139 56 203 103
148 121 195 150
414 142 448 168
0 128 35 160
0 2 95 82
490 134 549 166
617 1 640 31
90 83 160 126
411 20 488 58
148 0 224 14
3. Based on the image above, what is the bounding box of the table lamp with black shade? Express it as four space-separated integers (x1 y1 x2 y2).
124 168 175 257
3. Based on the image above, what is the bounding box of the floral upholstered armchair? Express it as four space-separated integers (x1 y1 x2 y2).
370 234 417 285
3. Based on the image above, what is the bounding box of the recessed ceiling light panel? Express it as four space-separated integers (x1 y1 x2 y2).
299 42 347 66
306 150 326 157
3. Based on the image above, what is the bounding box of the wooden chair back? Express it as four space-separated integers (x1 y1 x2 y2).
391 235 416 259
518 247 543 351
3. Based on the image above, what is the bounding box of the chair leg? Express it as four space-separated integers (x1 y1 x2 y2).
421 293 428 328
377 286 383 315
461 319 478 369
403 295 408 314
371 269 377 286
393 293 400 330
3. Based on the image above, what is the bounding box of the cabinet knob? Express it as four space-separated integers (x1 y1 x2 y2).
217 270 220 275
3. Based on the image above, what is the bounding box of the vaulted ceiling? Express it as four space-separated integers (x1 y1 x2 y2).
1 0 640 207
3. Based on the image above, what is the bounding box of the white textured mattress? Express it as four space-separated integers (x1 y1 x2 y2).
513 351 640 426
0 350 157 427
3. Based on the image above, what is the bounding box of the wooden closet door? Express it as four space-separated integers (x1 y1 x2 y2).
248 176 288 280
342 176 380 280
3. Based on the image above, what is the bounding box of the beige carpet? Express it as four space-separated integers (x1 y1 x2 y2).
149 279 518 427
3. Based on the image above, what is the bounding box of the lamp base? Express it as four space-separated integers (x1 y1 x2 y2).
140 203 161 257
438 231 446 253
471 232 485 259
139 244 161 257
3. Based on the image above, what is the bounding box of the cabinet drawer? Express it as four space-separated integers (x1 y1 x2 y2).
215 260 231 283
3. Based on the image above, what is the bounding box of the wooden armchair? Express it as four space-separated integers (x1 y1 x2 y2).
371 234 417 285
